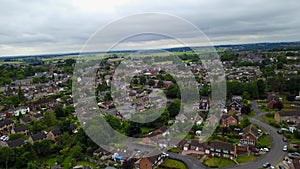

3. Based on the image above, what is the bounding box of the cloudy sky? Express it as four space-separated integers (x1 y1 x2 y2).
0 0 300 56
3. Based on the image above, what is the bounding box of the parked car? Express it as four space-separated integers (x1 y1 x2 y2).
288 152 299 159
254 153 260 156
283 136 288 142
270 166 275 169
279 165 286 169
250 147 260 153
283 145 288 151
262 162 271 168
277 130 282 134
0 135 9 142
260 147 269 152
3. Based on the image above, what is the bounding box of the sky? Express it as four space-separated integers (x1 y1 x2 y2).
0 0 300 56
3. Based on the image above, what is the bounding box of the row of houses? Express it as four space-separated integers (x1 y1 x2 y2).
5 128 62 148
181 125 260 158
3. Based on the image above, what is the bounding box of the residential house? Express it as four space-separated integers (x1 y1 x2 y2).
199 97 210 111
274 111 300 123
240 125 260 147
206 142 236 159
232 96 243 102
30 113 43 121
11 125 29 136
228 100 242 112
137 150 168 169
220 115 238 127
13 106 30 116
20 116 32 124
0 119 15 135
267 92 281 109
47 129 61 141
7 138 25 148
29 132 47 144
70 123 78 134
190 140 207 152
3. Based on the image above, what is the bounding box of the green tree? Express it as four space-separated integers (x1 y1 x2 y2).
148 79 155 86
104 114 122 130
44 112 57 127
168 99 181 118
55 105 65 118
9 133 23 141
33 139 52 156
29 121 47 133
0 147 15 169
27 161 39 169
139 75 146 85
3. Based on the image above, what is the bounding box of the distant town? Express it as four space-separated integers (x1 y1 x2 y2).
0 42 300 169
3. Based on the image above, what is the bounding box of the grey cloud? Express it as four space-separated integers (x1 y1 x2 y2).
0 0 300 56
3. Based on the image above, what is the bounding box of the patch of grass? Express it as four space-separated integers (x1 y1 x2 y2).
160 158 188 169
141 127 154 135
169 148 182 153
257 134 271 148
236 154 258 163
76 161 97 168
203 157 236 168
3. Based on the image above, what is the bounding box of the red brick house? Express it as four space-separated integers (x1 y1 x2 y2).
137 150 168 169
206 142 237 159
240 125 260 147
220 115 238 127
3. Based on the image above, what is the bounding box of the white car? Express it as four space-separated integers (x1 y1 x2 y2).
260 148 269 152
283 145 288 151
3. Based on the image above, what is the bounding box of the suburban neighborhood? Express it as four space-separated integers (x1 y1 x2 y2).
0 42 299 169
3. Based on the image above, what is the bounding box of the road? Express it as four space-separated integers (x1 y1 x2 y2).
168 101 287 169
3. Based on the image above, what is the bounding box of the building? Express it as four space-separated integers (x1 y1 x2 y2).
20 116 32 124
47 129 61 141
29 132 47 144
13 106 30 117
138 150 168 169
0 119 15 135
274 111 300 123
206 141 236 159
220 115 238 127
267 92 281 109
11 125 29 135
240 125 260 147
199 97 210 111
7 138 25 148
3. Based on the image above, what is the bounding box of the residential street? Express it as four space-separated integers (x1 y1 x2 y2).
168 101 287 169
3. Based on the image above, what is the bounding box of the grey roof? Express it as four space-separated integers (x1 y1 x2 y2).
243 125 259 137
7 138 25 148
13 125 29 132
21 116 32 123
0 119 14 128
209 141 235 151
51 128 61 136
278 111 300 117
31 132 47 141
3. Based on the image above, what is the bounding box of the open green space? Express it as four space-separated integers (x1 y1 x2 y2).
159 158 188 169
203 157 236 168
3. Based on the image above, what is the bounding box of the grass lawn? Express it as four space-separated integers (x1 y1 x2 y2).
257 134 271 148
236 154 258 163
203 157 236 168
184 134 199 140
159 158 188 169
75 161 98 168
168 148 182 153
141 127 154 135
